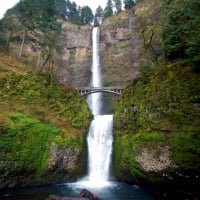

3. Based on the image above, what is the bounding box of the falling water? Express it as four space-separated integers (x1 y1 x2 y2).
85 27 113 186
87 27 102 115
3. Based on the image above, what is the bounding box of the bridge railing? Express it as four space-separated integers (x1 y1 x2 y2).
76 86 126 91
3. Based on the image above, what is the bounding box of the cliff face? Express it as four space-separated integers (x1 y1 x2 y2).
55 22 93 87
99 0 162 87
100 11 140 86
7 21 93 88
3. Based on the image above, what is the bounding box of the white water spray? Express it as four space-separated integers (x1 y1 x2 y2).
87 27 102 115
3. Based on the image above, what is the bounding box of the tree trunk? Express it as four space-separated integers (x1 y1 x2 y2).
18 32 26 59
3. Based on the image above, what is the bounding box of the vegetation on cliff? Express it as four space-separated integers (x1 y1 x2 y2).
0 53 91 188
114 62 200 177
113 0 200 195
162 0 200 71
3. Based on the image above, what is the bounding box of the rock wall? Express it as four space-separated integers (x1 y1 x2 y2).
100 11 141 86
55 22 93 87
99 0 162 87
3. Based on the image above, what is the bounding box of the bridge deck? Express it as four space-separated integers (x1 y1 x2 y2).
76 86 125 96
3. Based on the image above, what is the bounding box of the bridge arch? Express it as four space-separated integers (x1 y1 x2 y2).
76 87 125 96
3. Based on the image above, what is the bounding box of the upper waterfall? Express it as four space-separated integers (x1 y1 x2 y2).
87 27 102 115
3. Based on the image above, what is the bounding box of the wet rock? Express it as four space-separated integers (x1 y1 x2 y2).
78 189 100 200
48 142 80 171
135 145 177 173
48 189 100 200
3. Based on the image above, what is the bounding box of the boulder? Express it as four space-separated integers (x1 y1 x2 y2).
78 189 100 200
48 189 101 200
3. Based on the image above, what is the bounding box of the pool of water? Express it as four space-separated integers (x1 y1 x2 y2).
0 181 156 200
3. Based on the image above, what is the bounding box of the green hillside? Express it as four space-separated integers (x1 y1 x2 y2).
0 52 91 188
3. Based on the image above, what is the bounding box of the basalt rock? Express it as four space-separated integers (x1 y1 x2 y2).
78 189 100 200
56 22 93 87
49 189 101 200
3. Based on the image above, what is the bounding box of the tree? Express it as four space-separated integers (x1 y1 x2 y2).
12 0 63 77
80 6 93 25
0 16 20 51
94 6 104 26
162 0 200 71
66 0 80 24
104 0 113 18
113 0 122 13
55 0 67 20
123 0 135 10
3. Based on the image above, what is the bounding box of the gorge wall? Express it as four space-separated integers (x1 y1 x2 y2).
55 22 93 87
100 11 140 86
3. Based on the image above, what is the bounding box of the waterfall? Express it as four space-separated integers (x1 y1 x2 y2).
87 27 102 115
86 27 113 186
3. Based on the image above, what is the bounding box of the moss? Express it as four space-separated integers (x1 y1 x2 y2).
169 130 200 168
0 113 59 177
113 132 146 181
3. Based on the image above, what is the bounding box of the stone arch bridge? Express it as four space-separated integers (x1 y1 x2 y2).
76 86 125 96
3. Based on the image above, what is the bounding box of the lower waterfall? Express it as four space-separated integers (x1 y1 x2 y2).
87 115 113 185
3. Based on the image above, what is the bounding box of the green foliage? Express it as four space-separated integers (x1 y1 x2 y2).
133 131 165 145
162 0 200 71
0 55 91 183
113 0 122 13
0 71 91 129
66 0 81 24
114 62 200 179
104 0 114 18
54 134 82 148
0 113 60 177
123 0 135 10
16 0 60 32
113 132 146 181
80 6 94 25
169 130 200 168
65 0 93 25
94 6 104 27
55 0 67 19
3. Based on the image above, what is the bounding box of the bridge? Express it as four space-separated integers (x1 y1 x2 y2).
76 86 125 96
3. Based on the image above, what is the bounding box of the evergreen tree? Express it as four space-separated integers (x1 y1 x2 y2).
80 6 93 25
113 0 122 13
94 6 104 26
66 0 80 24
55 0 67 20
10 0 62 74
162 0 200 71
104 0 113 18
123 0 135 10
